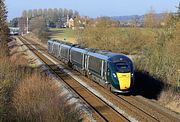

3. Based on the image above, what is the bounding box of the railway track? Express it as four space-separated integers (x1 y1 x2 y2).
118 95 180 122
18 36 130 122
18 36 180 122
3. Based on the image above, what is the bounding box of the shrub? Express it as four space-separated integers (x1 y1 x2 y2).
159 87 180 113
77 27 156 55
13 74 80 122
1 37 80 122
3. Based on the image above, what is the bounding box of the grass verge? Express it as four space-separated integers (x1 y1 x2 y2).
49 28 77 43
0 38 81 122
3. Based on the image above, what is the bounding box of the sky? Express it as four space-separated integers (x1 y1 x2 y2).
5 0 180 21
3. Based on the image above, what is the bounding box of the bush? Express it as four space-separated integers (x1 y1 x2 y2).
77 27 156 55
77 26 179 87
13 74 80 122
1 40 80 121
0 48 31 121
137 28 179 86
159 87 180 113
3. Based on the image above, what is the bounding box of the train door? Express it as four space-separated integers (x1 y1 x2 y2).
107 62 113 84
101 60 104 79
101 60 107 81
103 61 107 81
52 43 55 55
58 44 61 58
85 54 89 74
82 53 85 70
47 42 50 52
48 41 53 54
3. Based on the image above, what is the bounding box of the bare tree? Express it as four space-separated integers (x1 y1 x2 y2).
131 15 141 27
22 10 27 18
68 9 73 18
0 0 8 42
32 9 38 17
21 8 80 28
161 12 173 27
27 9 33 18
144 7 157 28
37 9 43 16
74 10 79 17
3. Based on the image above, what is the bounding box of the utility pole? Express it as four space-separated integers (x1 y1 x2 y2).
27 17 29 33
178 69 180 88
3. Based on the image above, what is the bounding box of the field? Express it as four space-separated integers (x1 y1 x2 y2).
48 26 180 113
48 27 158 54
49 28 77 44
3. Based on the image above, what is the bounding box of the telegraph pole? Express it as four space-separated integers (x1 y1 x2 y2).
178 69 180 88
27 17 29 33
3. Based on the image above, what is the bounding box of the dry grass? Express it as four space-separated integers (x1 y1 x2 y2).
0 39 81 122
0 41 33 121
159 87 180 113
10 52 28 66
9 41 28 66
0 42 9 58
13 74 80 122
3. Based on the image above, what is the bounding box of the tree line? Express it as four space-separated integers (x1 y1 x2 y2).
14 8 80 42
22 8 79 28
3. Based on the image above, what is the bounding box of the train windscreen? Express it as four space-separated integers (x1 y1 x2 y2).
115 63 130 73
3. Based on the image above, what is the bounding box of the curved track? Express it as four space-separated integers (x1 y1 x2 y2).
18 36 180 122
18 36 130 122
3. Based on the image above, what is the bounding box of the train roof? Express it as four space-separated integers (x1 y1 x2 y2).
48 39 77 46
87 50 131 63
48 39 132 63
85 48 130 60
71 46 88 53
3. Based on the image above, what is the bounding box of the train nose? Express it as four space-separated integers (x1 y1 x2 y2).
116 73 131 90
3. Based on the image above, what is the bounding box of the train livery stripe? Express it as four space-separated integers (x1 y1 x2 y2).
116 73 131 90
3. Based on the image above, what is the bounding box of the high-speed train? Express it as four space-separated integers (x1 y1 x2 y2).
9 27 19 35
48 39 134 93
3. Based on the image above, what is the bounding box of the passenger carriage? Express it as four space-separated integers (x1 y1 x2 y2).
47 39 134 93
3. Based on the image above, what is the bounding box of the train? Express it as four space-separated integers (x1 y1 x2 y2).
48 39 134 93
9 27 19 35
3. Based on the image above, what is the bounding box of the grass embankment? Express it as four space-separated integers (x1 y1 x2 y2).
77 27 179 86
43 26 180 113
77 27 158 54
76 26 180 113
49 28 77 43
0 39 80 121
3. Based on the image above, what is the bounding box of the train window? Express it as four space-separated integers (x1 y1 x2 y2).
116 63 130 73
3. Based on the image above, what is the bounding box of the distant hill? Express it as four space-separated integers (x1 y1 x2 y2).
111 13 164 22
111 15 144 22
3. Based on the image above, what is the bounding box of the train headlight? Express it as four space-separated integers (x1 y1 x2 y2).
131 73 134 77
113 73 117 78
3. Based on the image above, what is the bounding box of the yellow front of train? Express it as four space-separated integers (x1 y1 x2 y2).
110 61 134 93
116 72 131 90
116 62 133 92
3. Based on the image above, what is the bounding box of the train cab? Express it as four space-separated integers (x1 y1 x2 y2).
107 54 134 93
